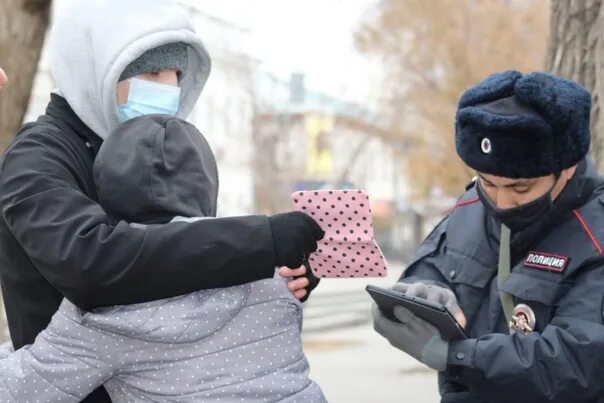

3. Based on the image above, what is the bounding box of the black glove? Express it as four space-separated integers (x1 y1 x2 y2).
268 212 325 268
296 261 321 303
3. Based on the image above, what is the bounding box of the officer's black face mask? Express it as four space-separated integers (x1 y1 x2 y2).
476 175 560 233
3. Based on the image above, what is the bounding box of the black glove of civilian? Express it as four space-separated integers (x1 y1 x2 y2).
268 212 325 268
297 261 321 303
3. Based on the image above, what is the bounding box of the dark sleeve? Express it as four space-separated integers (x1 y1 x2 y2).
399 216 450 287
82 388 112 403
447 263 604 403
0 131 276 310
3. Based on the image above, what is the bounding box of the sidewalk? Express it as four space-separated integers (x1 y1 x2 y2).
301 262 440 403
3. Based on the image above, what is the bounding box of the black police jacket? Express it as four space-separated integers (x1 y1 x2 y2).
403 158 604 403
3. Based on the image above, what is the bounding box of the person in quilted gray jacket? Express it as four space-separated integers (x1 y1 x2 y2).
0 115 326 402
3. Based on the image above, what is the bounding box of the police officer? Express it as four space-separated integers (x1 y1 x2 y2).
373 70 604 403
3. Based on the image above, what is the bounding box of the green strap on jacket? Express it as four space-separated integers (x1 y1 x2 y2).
497 224 515 323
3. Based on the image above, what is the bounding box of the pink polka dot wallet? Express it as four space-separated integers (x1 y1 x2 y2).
292 189 388 278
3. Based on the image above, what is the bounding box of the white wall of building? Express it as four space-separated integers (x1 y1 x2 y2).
182 6 257 216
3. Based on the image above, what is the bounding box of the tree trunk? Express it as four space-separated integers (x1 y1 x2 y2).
0 0 52 151
546 0 604 170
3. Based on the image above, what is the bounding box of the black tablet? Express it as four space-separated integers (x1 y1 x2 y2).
366 284 467 341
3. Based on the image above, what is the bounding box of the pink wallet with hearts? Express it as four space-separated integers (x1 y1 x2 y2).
292 189 388 278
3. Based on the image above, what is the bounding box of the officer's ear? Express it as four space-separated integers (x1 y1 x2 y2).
562 165 578 182
552 165 578 202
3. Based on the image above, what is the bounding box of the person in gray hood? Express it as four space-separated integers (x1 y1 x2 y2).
0 1 322 401
0 115 326 402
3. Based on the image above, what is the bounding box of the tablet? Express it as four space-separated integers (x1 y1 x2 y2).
366 284 467 341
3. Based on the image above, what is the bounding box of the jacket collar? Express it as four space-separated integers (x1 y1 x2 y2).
43 93 103 155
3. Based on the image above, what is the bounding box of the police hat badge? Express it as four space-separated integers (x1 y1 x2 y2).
481 137 492 154
509 303 536 334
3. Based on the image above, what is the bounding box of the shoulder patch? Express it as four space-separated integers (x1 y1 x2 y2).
523 251 569 273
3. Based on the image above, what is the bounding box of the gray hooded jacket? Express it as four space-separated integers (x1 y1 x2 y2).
0 117 326 402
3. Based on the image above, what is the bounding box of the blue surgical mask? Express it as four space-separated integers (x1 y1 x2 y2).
118 78 181 122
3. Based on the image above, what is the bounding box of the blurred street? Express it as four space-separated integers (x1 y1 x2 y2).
302 262 440 403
